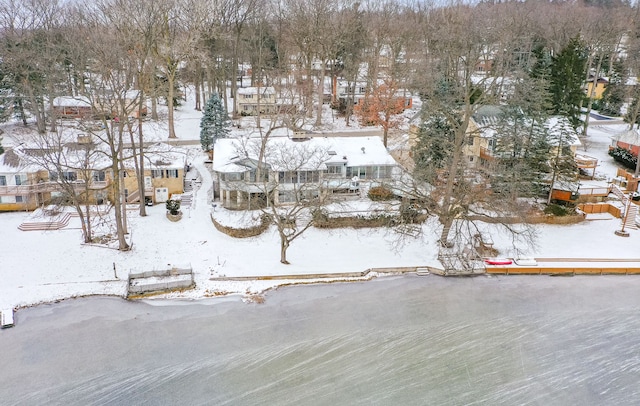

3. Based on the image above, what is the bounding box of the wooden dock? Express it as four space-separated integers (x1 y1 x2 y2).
485 258 640 275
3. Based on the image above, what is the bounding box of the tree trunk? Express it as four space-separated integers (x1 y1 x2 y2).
438 112 468 246
130 92 147 217
76 203 90 244
25 83 46 133
194 63 202 111
111 158 130 251
315 60 325 127
48 83 57 133
167 68 177 138
280 237 290 264
83 202 93 244
17 98 28 126
439 216 454 247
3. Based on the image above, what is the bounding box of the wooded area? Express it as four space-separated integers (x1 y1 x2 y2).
1 0 639 256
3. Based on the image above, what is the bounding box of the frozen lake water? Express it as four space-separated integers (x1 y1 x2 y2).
2 275 640 405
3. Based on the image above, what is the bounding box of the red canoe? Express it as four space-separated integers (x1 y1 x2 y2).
484 258 513 265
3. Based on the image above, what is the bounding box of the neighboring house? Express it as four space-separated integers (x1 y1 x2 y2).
610 128 640 157
121 143 186 204
0 139 185 211
0 142 109 211
124 90 148 118
334 79 368 105
212 136 401 210
465 106 581 167
235 86 277 116
333 78 412 111
52 91 147 120
52 96 93 119
0 149 48 211
586 75 608 100
463 105 505 167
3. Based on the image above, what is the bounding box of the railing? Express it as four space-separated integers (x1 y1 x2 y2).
575 154 598 169
0 180 109 195
479 147 494 161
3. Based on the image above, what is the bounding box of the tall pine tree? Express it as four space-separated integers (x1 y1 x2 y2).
550 37 587 129
200 93 230 151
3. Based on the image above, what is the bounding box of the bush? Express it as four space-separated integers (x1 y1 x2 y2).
368 186 394 201
166 199 181 215
609 146 637 170
544 203 574 217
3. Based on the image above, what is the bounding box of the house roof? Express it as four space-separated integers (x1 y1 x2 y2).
237 86 275 96
1 139 184 175
612 128 640 147
52 96 92 108
212 136 397 174
0 149 23 170
472 105 504 127
471 110 581 147
125 143 186 170
587 75 609 84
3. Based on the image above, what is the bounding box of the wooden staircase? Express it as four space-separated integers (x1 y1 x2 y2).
127 189 140 203
18 213 72 231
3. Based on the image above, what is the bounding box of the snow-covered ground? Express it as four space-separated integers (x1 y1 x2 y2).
1 90 638 310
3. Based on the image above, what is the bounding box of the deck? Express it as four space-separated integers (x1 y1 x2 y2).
485 258 640 275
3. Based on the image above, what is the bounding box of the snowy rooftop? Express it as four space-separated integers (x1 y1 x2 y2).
213 136 397 173
52 96 92 108
237 86 276 95
611 128 640 146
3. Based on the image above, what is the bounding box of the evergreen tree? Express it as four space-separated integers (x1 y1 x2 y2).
546 117 579 204
600 60 625 117
412 111 458 184
200 93 230 151
550 37 588 129
490 106 552 198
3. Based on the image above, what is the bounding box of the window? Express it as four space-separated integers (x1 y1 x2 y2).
467 137 474 146
0 175 6 186
247 170 267 182
167 169 179 178
326 165 342 176
93 171 106 182
151 170 164 178
279 171 295 184
62 172 77 182
379 166 393 178
15 174 28 185
15 195 24 203
224 173 242 181
469 156 474 162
